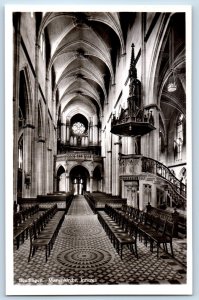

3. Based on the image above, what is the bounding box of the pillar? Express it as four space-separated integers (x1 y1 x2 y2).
43 75 50 194
46 148 53 193
151 184 157 208
113 139 121 196
107 150 112 194
32 41 40 197
13 13 21 203
70 136 73 146
128 137 134 154
93 125 98 145
93 114 98 145
149 107 159 161
66 124 70 142
90 176 93 193
36 140 45 195
65 174 69 192
89 119 93 145
115 142 121 196
143 184 152 208
85 136 88 146
100 177 103 192
61 116 66 144
111 139 116 195
23 125 34 198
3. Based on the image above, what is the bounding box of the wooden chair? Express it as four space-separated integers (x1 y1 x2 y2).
148 219 174 257
28 223 52 263
114 222 138 260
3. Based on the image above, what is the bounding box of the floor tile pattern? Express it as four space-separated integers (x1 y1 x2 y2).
67 196 93 215
14 195 187 285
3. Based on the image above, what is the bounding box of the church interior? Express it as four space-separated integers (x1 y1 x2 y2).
12 11 188 286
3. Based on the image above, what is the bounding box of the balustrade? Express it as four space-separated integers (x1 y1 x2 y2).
119 154 186 199
141 156 186 197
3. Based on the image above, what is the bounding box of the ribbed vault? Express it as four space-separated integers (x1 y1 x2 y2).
38 12 128 125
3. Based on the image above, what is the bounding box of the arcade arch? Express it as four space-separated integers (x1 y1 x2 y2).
69 165 90 195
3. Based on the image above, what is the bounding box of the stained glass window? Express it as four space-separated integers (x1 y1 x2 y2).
72 122 85 135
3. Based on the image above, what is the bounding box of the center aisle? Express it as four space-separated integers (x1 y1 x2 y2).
54 195 116 279
67 194 94 215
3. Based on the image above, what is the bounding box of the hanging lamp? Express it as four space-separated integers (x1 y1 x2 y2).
167 26 177 93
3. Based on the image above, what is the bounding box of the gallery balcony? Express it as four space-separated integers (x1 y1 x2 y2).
56 152 102 163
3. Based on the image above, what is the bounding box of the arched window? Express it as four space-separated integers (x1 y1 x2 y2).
18 135 23 169
175 114 184 161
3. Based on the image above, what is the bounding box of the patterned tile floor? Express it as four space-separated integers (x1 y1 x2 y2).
14 195 187 285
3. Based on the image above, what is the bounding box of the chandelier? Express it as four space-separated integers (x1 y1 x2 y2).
167 26 177 93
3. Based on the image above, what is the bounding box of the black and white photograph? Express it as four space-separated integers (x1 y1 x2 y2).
5 5 192 295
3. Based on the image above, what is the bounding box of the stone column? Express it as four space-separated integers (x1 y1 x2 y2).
93 114 98 145
122 137 128 154
23 125 35 198
138 182 144 210
65 174 69 192
151 183 157 208
90 176 93 193
66 123 70 143
43 75 50 195
32 42 40 197
85 136 88 146
121 179 125 199
13 13 21 203
143 184 152 209
36 140 45 195
100 177 103 192
93 125 98 145
114 140 121 196
149 107 159 161
46 148 53 193
128 137 134 154
61 116 66 144
89 119 93 145
107 150 112 194
111 140 116 195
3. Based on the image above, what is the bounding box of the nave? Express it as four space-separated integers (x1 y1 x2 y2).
14 196 187 285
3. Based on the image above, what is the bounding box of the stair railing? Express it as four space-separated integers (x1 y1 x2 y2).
141 156 186 198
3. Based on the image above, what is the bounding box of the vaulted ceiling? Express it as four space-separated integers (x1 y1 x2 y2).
37 12 185 131
157 13 186 136
39 12 135 121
